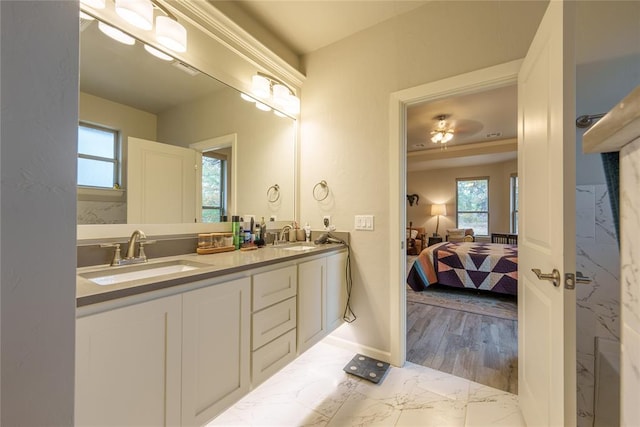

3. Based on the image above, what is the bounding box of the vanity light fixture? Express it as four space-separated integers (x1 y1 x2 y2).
115 0 153 31
245 72 301 116
80 0 106 9
155 15 187 53
143 44 173 61
98 21 135 45
430 114 454 144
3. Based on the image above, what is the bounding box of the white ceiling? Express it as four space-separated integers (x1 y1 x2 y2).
229 0 430 55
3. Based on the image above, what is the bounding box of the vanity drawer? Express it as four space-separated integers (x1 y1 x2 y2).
252 297 296 350
252 266 297 311
251 329 296 386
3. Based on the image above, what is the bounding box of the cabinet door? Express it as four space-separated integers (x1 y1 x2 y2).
181 277 251 426
326 251 347 333
75 295 182 426
297 258 326 353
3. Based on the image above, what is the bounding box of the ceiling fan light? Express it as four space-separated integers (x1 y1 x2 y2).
431 132 443 143
98 21 135 45
442 131 454 143
115 0 153 31
156 16 187 53
251 75 271 99
80 0 106 9
144 44 173 61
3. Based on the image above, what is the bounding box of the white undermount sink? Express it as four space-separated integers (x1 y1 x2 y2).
281 245 316 251
80 260 209 286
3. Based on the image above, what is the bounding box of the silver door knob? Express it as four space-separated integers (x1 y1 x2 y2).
531 268 561 287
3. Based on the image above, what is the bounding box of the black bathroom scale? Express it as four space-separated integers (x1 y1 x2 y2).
343 354 390 384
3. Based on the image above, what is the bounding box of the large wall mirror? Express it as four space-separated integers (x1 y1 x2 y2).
78 14 296 226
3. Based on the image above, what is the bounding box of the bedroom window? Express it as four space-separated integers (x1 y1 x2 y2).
456 177 489 235
510 174 519 234
77 123 120 189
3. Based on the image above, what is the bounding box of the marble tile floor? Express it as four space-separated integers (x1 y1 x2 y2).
208 337 524 427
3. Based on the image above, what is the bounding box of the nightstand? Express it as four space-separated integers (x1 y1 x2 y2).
428 236 443 246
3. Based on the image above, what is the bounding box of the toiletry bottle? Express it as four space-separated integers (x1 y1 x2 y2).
232 215 240 249
304 223 311 242
261 217 267 242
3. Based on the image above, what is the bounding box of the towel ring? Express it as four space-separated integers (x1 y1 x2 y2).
313 180 329 201
267 184 280 203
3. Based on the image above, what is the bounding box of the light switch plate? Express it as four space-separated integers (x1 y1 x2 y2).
355 215 374 231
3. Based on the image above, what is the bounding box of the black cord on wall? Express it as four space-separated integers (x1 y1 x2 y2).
325 233 356 323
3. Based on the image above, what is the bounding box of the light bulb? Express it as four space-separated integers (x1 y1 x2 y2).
98 21 135 45
80 0 106 9
251 75 271 99
240 93 256 103
156 16 187 53
144 44 173 61
255 102 271 112
115 0 153 30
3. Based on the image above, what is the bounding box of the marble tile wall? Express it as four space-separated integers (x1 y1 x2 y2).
575 184 620 427
77 200 126 224
620 138 640 426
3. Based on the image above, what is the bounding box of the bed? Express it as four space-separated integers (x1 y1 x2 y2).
407 241 518 296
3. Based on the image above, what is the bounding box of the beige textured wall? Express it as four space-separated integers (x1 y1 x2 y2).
157 87 296 221
300 1 547 354
407 159 517 237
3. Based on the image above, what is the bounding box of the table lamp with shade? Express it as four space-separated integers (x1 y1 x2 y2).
431 204 447 236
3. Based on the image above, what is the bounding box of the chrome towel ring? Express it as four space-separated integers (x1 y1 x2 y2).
313 180 329 201
267 184 280 203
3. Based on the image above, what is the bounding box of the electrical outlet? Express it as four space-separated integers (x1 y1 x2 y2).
323 215 331 229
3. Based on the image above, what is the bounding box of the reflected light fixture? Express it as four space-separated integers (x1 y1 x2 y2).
156 15 187 53
80 0 106 9
115 0 153 31
431 114 454 144
431 204 447 236
98 21 135 45
243 72 301 116
144 44 173 61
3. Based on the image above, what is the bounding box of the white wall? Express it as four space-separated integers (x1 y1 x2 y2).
0 1 77 424
300 1 547 355
407 159 517 236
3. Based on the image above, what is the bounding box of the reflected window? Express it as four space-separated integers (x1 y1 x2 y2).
456 177 489 235
202 151 227 222
77 123 119 188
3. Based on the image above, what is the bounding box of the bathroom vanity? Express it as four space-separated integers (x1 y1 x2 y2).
75 243 347 426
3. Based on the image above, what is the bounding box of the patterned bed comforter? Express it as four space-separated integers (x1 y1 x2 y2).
407 241 518 295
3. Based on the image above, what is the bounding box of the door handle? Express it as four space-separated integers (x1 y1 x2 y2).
576 271 593 284
531 268 560 287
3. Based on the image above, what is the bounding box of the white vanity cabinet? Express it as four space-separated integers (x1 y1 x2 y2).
251 265 298 386
75 294 182 426
297 250 347 354
181 277 251 426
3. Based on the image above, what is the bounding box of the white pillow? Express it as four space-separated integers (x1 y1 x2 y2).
410 230 418 239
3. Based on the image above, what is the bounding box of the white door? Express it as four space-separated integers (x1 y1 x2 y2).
517 1 576 426
127 137 197 223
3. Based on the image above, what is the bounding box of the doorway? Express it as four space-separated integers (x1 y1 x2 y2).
403 81 519 392
388 60 522 369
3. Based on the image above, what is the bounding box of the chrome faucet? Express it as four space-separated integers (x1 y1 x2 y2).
126 229 147 259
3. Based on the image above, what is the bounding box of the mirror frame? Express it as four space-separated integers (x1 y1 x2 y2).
78 0 304 239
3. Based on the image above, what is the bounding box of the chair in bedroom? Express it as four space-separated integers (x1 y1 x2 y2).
491 233 518 244
406 223 426 255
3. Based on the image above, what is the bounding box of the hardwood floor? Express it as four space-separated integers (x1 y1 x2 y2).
406 300 518 393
